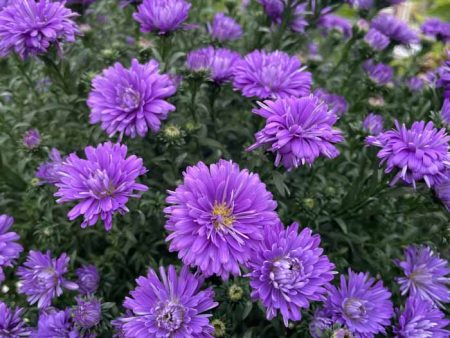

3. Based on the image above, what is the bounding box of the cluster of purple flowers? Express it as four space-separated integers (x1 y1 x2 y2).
421 18 450 43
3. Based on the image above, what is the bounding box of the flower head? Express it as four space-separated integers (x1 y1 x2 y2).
0 301 31 337
406 77 424 92
35 148 64 185
325 269 393 338
164 160 278 279
318 14 352 39
434 169 450 211
76 264 100 295
209 13 242 42
362 113 383 135
34 308 78 338
371 14 419 45
88 59 176 138
0 215 23 283
437 54 450 99
314 88 348 116
259 1 308 33
233 50 312 99
394 297 450 338
421 18 450 43
123 265 218 337
23 128 41 149
133 0 191 35
366 120 450 188
0 0 79 59
247 96 344 170
309 308 333 338
73 296 102 329
364 28 390 51
17 250 78 309
363 60 393 86
395 245 450 306
54 142 148 231
248 222 335 326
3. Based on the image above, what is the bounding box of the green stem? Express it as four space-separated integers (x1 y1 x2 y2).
40 55 71 94
329 36 357 77
15 58 42 104
271 0 293 50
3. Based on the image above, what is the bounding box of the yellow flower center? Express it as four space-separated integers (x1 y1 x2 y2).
212 202 235 228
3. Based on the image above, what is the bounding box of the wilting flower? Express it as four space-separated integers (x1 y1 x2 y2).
35 148 64 185
325 269 393 338
88 59 176 138
394 297 450 338
421 18 450 43
363 60 393 86
123 265 218 337
54 142 148 231
186 47 241 83
309 308 333 338
370 14 419 45
23 128 41 149
0 301 31 336
76 265 100 295
366 121 450 188
34 309 78 337
0 0 79 59
233 50 312 99
248 222 335 326
406 76 424 92
247 96 344 170
318 14 352 39
164 160 278 279
364 28 390 51
314 88 348 116
17 250 78 309
362 113 384 135
348 0 373 9
0 215 23 283
133 0 191 35
73 296 102 329
209 13 242 42
259 0 308 33
395 245 450 306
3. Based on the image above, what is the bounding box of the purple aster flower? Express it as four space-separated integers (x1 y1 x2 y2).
309 308 333 338
371 14 419 45
362 113 384 135
54 142 148 231
421 18 450 43
186 46 214 71
88 59 176 138
209 13 242 42
17 250 78 309
314 88 348 116
23 128 41 149
233 50 312 99
363 60 394 86
0 0 80 59
35 148 64 185
364 28 390 51
395 245 450 306
247 96 344 170
76 265 100 295
33 308 78 338
318 14 353 39
366 120 450 188
325 269 394 338
434 169 450 211
73 296 102 329
164 160 279 279
123 265 218 337
0 215 23 284
348 0 373 9
394 297 450 338
248 222 335 326
133 0 191 35
437 54 450 99
259 1 308 33
406 76 424 92
0 301 31 336
442 98 450 126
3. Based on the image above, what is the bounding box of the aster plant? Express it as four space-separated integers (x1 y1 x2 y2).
209 13 242 42
73 296 102 329
88 59 177 138
325 269 394 338
16 250 78 309
370 14 419 46
54 142 148 231
363 113 384 135
34 309 79 337
248 222 335 326
76 264 100 295
0 301 31 337
164 159 279 279
247 96 344 170
122 265 218 337
0 0 80 59
35 148 64 185
0 214 23 283
395 245 450 306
